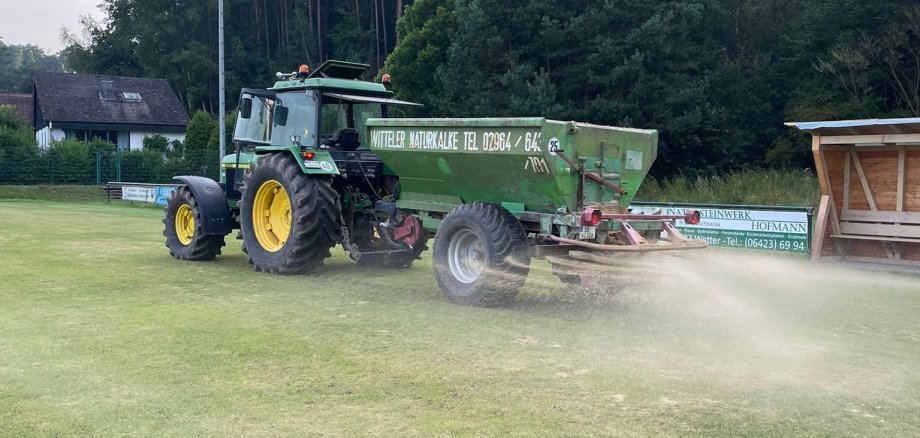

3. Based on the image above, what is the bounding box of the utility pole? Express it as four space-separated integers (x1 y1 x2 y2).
218 0 226 161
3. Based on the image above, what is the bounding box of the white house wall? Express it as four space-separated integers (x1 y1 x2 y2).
129 132 185 150
36 127 185 150
36 126 51 148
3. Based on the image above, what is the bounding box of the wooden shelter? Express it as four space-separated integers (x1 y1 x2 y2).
788 118 920 268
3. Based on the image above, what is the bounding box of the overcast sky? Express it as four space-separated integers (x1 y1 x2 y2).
0 0 104 52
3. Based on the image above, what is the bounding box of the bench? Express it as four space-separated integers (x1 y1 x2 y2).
102 184 123 202
831 210 920 243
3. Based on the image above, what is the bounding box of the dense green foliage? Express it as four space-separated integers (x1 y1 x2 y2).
0 106 40 183
0 41 64 92
384 0 920 176
635 169 821 207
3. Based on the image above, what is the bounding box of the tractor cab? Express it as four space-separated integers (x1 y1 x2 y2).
226 60 421 201
233 60 419 151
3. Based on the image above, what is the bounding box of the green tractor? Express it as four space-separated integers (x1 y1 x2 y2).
164 60 705 306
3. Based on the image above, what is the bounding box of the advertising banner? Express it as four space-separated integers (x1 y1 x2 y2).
631 203 812 254
152 186 176 206
121 186 154 203
117 185 177 206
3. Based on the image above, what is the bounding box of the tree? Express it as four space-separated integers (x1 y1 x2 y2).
0 42 64 93
381 0 455 114
0 105 38 183
142 134 170 153
183 110 218 178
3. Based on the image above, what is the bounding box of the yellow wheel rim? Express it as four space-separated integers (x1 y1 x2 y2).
252 180 292 252
175 204 195 245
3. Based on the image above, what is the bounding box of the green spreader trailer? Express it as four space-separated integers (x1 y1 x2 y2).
163 60 706 306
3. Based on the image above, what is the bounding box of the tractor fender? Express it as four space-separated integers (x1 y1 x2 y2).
256 146 340 176
172 176 234 235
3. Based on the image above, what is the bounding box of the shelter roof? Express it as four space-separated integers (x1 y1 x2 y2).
786 118 920 136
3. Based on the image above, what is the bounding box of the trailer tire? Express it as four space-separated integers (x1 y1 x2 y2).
163 186 226 260
433 202 530 306
239 153 338 274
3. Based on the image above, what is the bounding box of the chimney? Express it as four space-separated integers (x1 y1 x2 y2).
100 80 115 101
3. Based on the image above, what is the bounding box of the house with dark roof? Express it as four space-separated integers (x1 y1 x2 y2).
0 93 34 128
32 72 190 150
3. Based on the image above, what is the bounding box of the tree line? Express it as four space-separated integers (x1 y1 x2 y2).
63 0 407 115
4 0 920 178
0 40 64 93
384 0 920 175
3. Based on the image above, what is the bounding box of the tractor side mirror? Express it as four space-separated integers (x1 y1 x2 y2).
240 98 253 119
273 105 289 127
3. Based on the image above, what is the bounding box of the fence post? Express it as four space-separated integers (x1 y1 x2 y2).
96 149 102 185
116 151 122 182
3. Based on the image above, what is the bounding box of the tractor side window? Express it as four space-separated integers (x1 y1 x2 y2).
352 103 382 141
234 95 273 144
320 101 381 150
320 102 347 134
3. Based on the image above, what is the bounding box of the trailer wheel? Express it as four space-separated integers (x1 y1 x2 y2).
433 202 530 306
239 153 338 274
162 186 226 260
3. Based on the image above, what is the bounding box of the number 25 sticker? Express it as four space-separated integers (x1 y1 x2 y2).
548 137 561 156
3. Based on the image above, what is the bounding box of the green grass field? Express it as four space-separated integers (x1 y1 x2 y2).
1 199 919 436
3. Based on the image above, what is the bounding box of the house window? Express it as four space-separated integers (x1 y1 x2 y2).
122 92 142 102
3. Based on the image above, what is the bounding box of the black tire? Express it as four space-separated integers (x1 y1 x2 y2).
162 186 226 261
239 153 338 274
432 202 531 307
356 230 430 268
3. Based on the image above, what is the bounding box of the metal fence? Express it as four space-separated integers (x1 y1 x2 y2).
0 148 221 185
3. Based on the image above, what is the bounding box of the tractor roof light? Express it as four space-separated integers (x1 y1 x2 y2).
581 208 602 226
381 73 391 86
685 209 701 225
298 64 310 77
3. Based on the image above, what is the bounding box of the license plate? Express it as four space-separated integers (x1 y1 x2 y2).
303 161 322 169
578 226 596 240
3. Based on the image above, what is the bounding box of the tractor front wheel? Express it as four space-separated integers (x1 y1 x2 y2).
239 153 338 274
162 186 226 260
432 202 531 306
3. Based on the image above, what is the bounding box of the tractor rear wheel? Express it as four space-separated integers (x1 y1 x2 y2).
239 153 338 274
162 186 226 260
432 202 530 306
